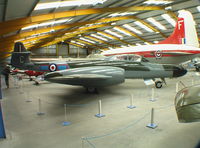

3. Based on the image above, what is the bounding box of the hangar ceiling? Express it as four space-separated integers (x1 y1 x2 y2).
0 0 199 59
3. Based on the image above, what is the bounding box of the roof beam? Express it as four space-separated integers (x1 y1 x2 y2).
28 23 112 50
1 15 168 50
0 6 165 35
0 15 139 42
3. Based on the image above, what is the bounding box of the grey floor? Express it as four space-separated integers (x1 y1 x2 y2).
0 72 200 148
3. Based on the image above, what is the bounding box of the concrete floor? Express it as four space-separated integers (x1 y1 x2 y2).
0 72 200 148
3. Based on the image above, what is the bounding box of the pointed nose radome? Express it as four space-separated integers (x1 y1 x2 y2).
173 66 187 77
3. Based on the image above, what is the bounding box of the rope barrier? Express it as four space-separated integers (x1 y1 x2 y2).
83 104 174 147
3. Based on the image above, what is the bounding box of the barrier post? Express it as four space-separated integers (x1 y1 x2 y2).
37 98 45 115
25 91 32 102
0 102 6 139
176 82 179 93
95 100 105 118
149 88 156 102
0 76 2 99
0 76 6 138
62 104 71 126
127 93 136 109
146 108 157 129
81 137 85 148
192 79 194 85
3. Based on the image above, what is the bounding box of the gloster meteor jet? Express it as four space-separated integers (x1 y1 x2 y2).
11 42 187 92
101 10 200 64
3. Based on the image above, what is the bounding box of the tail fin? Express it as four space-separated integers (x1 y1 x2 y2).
159 10 199 47
11 42 31 69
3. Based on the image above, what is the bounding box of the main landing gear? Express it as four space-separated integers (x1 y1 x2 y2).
154 78 166 89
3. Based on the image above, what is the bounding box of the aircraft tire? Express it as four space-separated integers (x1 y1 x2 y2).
155 81 162 88
86 87 98 94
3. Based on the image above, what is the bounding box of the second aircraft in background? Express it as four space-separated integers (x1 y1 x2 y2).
11 42 187 93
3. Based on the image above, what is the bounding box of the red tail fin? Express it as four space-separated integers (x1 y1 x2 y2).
158 18 185 44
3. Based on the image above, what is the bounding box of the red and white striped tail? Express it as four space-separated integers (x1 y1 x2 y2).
158 10 199 47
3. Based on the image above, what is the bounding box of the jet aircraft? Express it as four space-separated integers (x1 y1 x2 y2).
11 42 187 92
101 10 200 64
175 84 200 123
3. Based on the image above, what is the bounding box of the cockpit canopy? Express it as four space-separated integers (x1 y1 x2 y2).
104 54 148 62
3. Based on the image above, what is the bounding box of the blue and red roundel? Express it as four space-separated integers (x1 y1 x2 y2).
39 63 69 72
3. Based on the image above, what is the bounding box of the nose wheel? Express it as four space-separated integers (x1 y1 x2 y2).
155 81 163 88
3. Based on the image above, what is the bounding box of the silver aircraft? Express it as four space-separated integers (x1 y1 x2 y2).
175 84 200 123
11 42 187 93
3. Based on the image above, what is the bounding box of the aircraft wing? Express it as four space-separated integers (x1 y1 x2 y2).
63 74 112 79
44 66 125 88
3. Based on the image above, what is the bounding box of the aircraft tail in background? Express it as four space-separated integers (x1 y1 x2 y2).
159 10 199 48
11 42 32 69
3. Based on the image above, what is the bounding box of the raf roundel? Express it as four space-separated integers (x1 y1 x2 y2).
49 64 57 72
155 50 162 58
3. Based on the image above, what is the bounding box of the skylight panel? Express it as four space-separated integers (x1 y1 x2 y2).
147 17 166 30
80 37 96 44
34 0 107 10
122 24 142 34
144 42 150 45
97 32 114 40
91 34 108 41
161 14 176 27
197 6 200 12
113 27 131 36
108 47 114 50
104 30 123 38
71 40 85 46
136 43 142 46
22 18 72 30
121 45 127 48
109 12 137 17
144 0 173 5
134 21 153 32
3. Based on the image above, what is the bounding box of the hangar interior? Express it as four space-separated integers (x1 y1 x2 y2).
0 0 200 148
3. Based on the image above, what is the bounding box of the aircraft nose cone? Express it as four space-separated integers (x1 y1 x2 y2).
173 66 187 77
